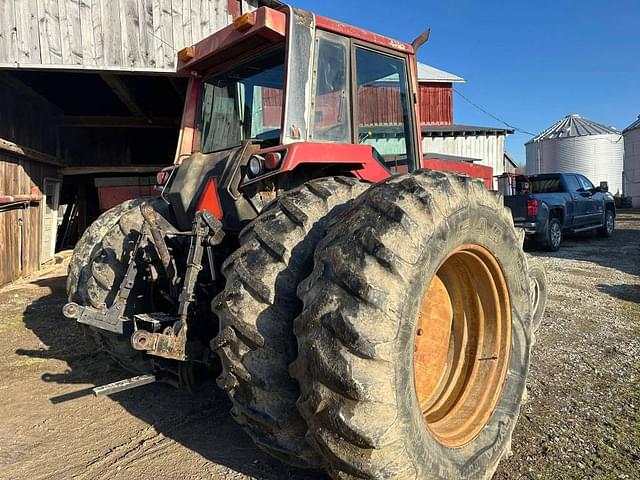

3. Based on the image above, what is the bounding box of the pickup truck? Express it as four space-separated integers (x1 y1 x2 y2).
501 173 615 251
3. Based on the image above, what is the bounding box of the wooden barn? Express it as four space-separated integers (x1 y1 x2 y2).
0 0 254 286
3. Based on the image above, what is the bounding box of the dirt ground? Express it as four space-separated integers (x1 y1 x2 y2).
1 213 638 480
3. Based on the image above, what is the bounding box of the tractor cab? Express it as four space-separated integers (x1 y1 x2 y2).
164 5 422 231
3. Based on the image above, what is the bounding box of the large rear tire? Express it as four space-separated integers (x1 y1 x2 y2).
67 198 170 373
291 171 533 479
211 177 369 467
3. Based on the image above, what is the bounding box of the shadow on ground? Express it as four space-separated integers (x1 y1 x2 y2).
15 275 323 480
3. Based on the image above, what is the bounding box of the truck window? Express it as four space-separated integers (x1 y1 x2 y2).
564 175 581 192
577 175 594 191
530 176 564 193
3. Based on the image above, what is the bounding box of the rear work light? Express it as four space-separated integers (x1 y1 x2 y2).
264 152 282 170
196 177 223 220
527 199 539 217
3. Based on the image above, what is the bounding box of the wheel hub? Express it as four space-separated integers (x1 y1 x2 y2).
413 244 512 447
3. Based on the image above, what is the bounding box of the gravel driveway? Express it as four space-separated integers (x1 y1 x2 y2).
0 212 638 480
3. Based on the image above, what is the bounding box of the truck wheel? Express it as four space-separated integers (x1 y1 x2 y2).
527 255 548 333
543 217 562 251
291 171 533 479
67 198 170 374
598 209 615 237
212 177 369 468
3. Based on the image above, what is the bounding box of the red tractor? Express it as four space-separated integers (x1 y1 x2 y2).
64 5 542 479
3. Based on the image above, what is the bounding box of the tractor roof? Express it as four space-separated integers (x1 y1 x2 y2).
177 5 414 75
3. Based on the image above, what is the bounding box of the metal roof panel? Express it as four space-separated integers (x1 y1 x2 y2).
623 115 640 133
417 62 465 83
528 114 620 144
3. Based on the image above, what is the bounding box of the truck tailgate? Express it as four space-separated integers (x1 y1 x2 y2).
504 195 529 222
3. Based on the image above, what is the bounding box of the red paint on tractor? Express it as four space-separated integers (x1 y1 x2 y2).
315 15 414 54
247 143 391 184
280 142 391 183
176 76 201 163
177 7 287 75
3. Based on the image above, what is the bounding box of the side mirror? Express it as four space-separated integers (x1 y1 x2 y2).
599 181 609 193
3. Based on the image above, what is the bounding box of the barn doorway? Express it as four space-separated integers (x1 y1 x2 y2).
41 178 61 263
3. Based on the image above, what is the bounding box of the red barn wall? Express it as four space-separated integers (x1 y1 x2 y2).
418 82 453 125
261 82 454 129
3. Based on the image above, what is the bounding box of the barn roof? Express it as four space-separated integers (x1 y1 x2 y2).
422 124 513 136
417 63 465 83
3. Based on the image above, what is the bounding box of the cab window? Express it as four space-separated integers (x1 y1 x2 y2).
200 47 285 153
354 47 415 173
577 175 594 191
563 175 581 193
311 32 351 142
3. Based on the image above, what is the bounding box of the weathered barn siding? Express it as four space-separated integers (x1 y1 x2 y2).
0 76 62 286
0 151 61 286
0 0 255 72
418 82 452 125
423 133 508 184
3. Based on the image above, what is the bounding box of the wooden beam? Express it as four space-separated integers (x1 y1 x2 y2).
61 165 166 175
0 72 64 116
0 137 65 167
60 116 179 128
100 73 148 118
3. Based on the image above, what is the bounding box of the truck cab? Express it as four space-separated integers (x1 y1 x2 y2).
501 172 616 251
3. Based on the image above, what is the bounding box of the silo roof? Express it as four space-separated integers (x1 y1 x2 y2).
623 115 640 133
527 114 620 144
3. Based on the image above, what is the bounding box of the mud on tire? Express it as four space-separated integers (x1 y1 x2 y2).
211 177 369 467
67 198 170 373
290 171 534 479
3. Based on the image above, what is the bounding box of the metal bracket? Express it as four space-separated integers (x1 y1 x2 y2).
130 211 224 361
92 374 156 397
63 219 150 334
131 326 188 361
63 302 131 334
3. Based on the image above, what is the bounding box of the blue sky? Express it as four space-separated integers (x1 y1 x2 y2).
292 0 640 165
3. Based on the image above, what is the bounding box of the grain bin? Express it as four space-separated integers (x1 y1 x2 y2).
623 115 640 207
526 114 624 194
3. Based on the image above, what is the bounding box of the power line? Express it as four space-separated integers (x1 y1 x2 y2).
453 88 536 137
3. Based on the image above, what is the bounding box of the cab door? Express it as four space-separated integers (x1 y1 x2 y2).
563 174 589 226
352 46 418 173
577 174 603 225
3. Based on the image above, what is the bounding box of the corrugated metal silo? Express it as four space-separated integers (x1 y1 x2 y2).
623 115 640 207
525 114 624 194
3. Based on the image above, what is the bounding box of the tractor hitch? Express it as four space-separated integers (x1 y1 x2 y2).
129 210 223 362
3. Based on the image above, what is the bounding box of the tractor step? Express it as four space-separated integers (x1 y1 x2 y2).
92 374 157 397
